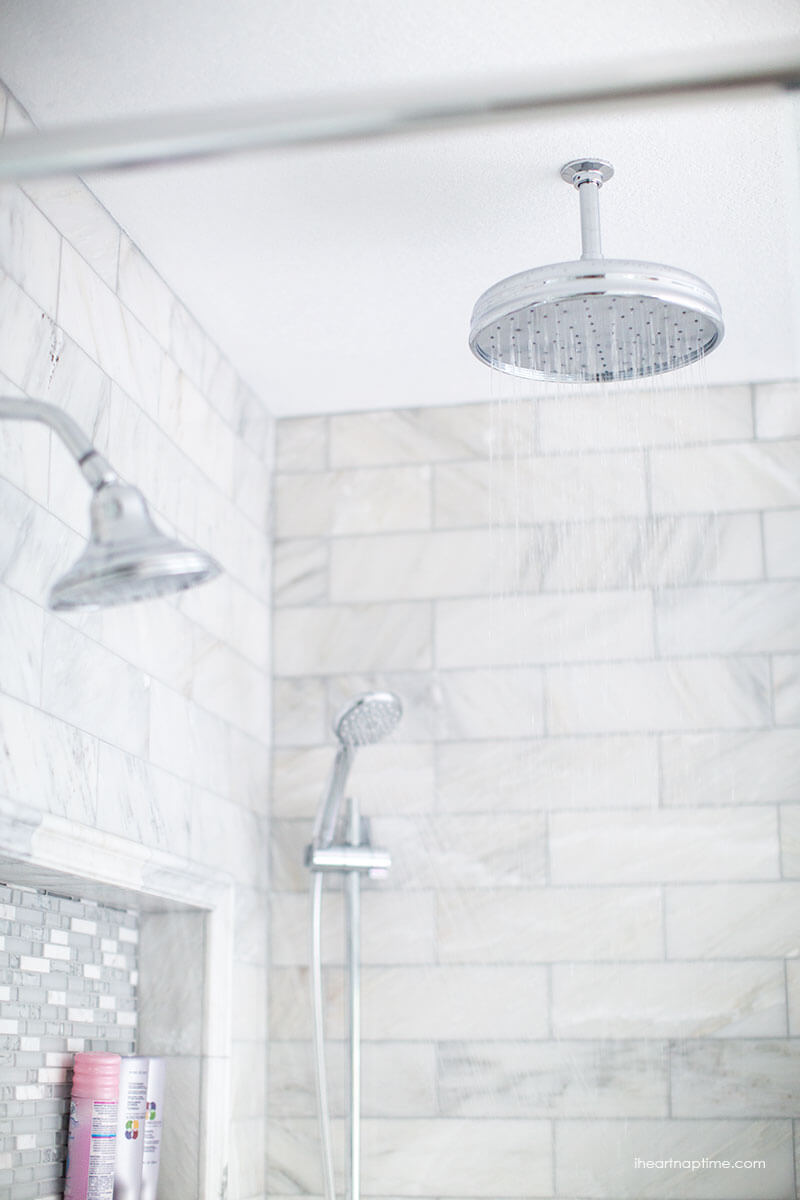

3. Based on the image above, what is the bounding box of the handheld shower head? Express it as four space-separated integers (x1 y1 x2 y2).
313 692 403 849
334 691 404 747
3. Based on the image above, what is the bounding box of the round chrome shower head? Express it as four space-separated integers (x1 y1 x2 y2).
469 158 724 383
334 691 403 747
49 481 221 611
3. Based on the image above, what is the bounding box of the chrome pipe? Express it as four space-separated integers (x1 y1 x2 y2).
345 795 361 1200
578 182 603 260
0 396 117 487
0 40 797 181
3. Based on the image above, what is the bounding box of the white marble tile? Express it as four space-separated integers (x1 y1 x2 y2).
539 384 753 452
271 740 434 820
550 808 779 884
656 582 800 656
138 910 204 1054
665 882 800 958
269 819 312 893
229 1115 269 1198
555 1118 793 1199
148 680 229 795
546 657 770 734
359 1116 552 1197
0 585 43 704
773 654 800 725
97 597 195 698
231 1039 267 1119
437 735 658 811
439 1039 668 1117
763 509 800 578
274 601 432 676
755 380 800 438
326 667 546 740
95 742 191 858
275 416 328 472
436 590 653 668
780 805 800 877
23 176 120 289
156 1055 201 1200
329 515 764 604
58 241 163 415
233 438 272 529
552 962 786 1038
787 961 800 1035
191 635 271 742
671 1039 800 1117
275 465 431 537
0 270 60 401
383 813 547 889
269 1040 436 1117
273 677 328 745
41 615 150 757
274 539 329 607
0 476 101 606
269 963 548 1040
661 730 800 805
214 580 271 675
169 300 220 400
116 233 174 349
231 961 268 1043
651 440 800 513
191 792 265 886
0 691 97 823
0 183 61 316
158 357 237 495
234 382 274 462
228 727 270 815
270 889 436 967
435 450 648 528
329 403 503 467
438 886 662 962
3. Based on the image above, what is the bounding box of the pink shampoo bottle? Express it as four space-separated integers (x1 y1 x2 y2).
65 1051 122 1200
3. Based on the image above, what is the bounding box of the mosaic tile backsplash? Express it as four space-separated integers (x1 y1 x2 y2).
0 882 138 1200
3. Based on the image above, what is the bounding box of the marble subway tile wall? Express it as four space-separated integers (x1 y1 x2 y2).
0 84 272 1200
270 383 800 1200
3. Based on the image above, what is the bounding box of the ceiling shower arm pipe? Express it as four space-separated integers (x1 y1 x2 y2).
0 397 118 489
578 181 603 259
0 41 798 181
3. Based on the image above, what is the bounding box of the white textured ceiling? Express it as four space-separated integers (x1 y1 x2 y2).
1 0 799 414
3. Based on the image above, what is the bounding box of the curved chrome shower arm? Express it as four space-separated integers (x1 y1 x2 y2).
0 396 118 489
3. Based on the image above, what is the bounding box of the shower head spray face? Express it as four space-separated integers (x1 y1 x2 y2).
49 481 221 610
469 159 724 383
334 691 403 747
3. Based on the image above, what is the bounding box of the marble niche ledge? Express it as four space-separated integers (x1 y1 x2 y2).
0 795 234 1200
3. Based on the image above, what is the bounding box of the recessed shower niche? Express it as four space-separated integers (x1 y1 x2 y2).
0 799 234 1199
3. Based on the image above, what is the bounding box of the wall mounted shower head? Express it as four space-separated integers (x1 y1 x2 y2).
49 480 220 610
469 158 724 383
0 396 221 610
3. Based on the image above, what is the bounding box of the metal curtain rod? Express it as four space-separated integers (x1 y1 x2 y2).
0 38 799 182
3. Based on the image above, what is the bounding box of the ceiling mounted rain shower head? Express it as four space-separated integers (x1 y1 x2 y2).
469 158 724 383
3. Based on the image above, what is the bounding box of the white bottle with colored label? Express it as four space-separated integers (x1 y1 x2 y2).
139 1058 165 1200
113 1056 149 1199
